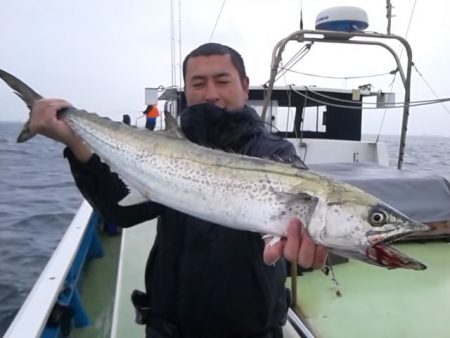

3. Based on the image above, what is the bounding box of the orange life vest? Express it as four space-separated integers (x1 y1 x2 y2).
146 105 160 118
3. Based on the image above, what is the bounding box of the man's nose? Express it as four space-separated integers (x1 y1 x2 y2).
204 83 220 103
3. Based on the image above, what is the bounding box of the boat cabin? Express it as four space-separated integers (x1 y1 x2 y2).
160 85 384 141
158 85 391 165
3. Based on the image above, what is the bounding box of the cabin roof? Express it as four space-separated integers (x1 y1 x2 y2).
158 85 384 100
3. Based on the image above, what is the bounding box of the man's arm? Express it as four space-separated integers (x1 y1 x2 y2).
29 99 93 162
263 139 328 268
30 99 162 227
64 148 162 227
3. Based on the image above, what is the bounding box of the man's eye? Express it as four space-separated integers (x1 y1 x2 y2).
192 83 204 88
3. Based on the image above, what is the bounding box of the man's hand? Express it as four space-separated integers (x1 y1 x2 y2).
30 98 93 162
263 218 328 268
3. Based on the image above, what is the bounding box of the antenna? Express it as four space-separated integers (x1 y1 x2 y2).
178 0 182 87
386 0 393 34
299 0 304 29
170 0 176 86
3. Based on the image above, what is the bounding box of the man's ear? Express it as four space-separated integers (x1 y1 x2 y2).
242 76 250 95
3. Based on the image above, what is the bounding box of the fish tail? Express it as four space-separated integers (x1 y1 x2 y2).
0 69 43 142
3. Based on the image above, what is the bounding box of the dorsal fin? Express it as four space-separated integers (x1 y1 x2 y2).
164 109 185 139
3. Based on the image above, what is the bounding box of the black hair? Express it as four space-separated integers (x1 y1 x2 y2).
182 43 247 82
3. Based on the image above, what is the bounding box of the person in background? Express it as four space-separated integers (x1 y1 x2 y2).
122 114 131 125
27 42 327 338
143 104 160 130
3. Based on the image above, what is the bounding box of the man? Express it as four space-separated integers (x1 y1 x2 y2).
29 43 327 337
143 104 160 130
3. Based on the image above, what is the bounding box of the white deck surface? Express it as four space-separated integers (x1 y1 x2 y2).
111 220 155 338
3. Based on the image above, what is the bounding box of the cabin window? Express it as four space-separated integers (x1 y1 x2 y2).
301 105 327 133
248 100 280 132
271 106 296 133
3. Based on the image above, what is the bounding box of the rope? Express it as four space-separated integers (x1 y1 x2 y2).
290 86 450 110
209 0 226 42
279 67 395 80
413 65 450 115
272 44 312 83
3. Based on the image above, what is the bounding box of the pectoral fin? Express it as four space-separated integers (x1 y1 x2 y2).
276 189 318 208
274 189 319 225
118 189 149 206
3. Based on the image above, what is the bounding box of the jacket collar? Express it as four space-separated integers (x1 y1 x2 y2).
180 103 264 151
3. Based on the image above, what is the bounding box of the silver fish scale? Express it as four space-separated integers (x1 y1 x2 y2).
65 110 321 235
146 153 319 235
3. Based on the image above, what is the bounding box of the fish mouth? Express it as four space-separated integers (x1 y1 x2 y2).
365 243 427 270
366 220 431 246
366 228 416 246
364 224 431 270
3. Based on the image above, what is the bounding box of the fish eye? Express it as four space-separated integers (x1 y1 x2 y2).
369 210 387 227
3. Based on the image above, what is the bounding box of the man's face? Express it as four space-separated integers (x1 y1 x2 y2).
184 54 249 111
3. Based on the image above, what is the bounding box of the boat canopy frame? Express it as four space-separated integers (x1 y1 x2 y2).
261 29 413 169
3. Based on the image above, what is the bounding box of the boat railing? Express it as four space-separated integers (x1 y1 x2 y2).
4 200 104 338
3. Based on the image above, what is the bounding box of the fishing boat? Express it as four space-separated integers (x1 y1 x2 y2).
4 6 450 338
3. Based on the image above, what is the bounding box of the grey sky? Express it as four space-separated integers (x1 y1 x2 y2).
1 0 449 136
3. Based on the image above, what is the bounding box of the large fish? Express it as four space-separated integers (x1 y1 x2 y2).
0 69 430 270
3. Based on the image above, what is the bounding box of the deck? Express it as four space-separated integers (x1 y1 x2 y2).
71 220 450 338
112 220 155 337
290 241 450 338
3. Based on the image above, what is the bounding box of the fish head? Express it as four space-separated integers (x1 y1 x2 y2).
312 189 431 270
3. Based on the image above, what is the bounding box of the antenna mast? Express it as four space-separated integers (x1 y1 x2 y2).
299 0 303 29
178 0 182 87
386 0 393 34
170 0 176 86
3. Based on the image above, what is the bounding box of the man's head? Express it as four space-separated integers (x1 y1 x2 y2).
122 114 131 125
182 43 250 110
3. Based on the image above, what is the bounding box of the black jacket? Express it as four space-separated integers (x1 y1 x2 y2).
64 104 301 335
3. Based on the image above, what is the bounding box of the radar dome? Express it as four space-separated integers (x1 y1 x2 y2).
315 6 369 32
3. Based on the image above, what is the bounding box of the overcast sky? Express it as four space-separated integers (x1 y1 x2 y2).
1 0 449 136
